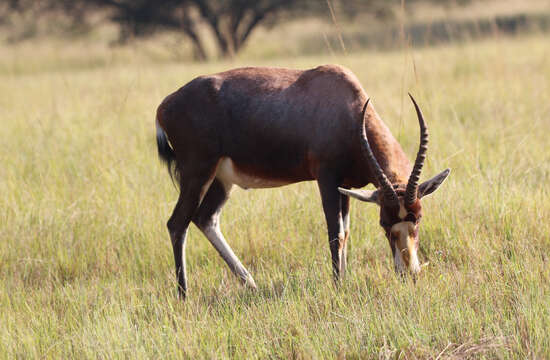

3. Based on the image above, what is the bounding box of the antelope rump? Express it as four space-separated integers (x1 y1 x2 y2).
155 65 450 298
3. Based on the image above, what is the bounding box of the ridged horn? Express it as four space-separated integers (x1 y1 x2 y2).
360 99 398 205
405 93 429 206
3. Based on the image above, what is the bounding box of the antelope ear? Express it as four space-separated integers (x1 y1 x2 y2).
338 187 379 203
418 168 451 198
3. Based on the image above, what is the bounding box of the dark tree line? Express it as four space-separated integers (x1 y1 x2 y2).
1 0 468 60
74 0 305 60
2 0 311 59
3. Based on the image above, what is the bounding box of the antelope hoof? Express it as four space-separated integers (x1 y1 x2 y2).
243 273 257 290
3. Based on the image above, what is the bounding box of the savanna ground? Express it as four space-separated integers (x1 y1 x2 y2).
1 6 550 358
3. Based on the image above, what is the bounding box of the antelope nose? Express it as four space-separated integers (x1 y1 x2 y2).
410 263 421 283
408 250 421 275
410 261 421 275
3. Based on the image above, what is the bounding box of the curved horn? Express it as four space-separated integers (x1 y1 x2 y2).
360 99 398 204
405 93 429 206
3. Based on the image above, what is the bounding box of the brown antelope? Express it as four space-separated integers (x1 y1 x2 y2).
155 65 450 298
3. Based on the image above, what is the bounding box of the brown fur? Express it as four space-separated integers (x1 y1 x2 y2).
155 65 446 297
157 65 412 188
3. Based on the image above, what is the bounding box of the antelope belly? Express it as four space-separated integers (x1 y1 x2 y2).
216 157 290 189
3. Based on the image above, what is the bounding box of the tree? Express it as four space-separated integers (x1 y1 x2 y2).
50 0 301 60
57 0 209 60
188 0 296 58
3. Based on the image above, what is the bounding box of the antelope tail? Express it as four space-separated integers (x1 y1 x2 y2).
156 119 179 186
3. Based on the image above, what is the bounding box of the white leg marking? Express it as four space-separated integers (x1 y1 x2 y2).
342 211 350 234
334 213 346 276
341 210 350 275
337 215 345 240
201 215 256 288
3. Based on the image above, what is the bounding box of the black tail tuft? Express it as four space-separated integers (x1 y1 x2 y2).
156 121 180 188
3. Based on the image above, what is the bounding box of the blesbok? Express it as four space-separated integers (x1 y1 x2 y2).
155 65 450 298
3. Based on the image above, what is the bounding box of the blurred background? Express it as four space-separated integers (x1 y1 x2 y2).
1 0 549 65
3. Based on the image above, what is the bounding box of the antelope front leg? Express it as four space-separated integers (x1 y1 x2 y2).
318 176 345 282
340 193 351 278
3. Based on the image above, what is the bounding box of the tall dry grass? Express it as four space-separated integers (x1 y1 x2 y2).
1 32 549 357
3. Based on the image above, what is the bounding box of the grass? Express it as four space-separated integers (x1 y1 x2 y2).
1 33 550 358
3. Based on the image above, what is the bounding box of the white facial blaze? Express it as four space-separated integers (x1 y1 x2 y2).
390 221 421 274
398 199 407 220
408 242 421 274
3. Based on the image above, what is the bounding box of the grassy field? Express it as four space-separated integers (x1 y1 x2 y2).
1 33 550 358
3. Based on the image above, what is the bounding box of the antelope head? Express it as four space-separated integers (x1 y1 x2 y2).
339 95 450 276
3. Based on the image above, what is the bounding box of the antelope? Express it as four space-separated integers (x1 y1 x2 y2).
155 65 450 298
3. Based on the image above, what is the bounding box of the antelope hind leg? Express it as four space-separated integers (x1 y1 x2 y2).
193 179 257 289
